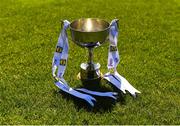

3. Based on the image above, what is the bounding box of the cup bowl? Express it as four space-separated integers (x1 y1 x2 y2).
70 18 110 47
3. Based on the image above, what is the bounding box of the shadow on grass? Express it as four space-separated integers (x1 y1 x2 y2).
54 80 126 113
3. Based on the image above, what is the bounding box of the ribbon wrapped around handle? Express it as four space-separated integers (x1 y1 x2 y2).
103 19 141 97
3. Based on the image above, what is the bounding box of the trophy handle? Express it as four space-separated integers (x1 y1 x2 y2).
60 20 70 29
110 19 119 29
105 19 119 42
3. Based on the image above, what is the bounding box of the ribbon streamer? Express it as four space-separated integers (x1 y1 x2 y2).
55 80 96 106
76 88 117 100
103 19 141 97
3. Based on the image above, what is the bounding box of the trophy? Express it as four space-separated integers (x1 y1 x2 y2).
69 18 111 84
52 18 140 107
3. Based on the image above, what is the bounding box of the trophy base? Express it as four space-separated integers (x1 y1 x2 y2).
79 63 102 86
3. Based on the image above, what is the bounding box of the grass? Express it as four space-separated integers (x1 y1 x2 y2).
0 0 179 124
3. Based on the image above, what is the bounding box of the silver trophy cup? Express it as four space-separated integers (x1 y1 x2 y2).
68 18 117 85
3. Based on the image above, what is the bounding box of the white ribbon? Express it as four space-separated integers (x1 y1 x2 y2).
55 80 96 107
52 20 117 107
107 19 120 70
76 88 117 100
52 20 70 78
103 19 141 97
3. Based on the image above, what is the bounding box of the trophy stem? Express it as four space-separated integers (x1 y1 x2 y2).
88 48 93 64
87 47 95 71
80 47 101 85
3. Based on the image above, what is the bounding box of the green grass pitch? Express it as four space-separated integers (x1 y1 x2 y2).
0 0 179 124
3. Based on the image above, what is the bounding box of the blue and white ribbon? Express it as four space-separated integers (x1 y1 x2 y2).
103 19 141 97
76 88 117 100
55 80 96 107
52 20 117 107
